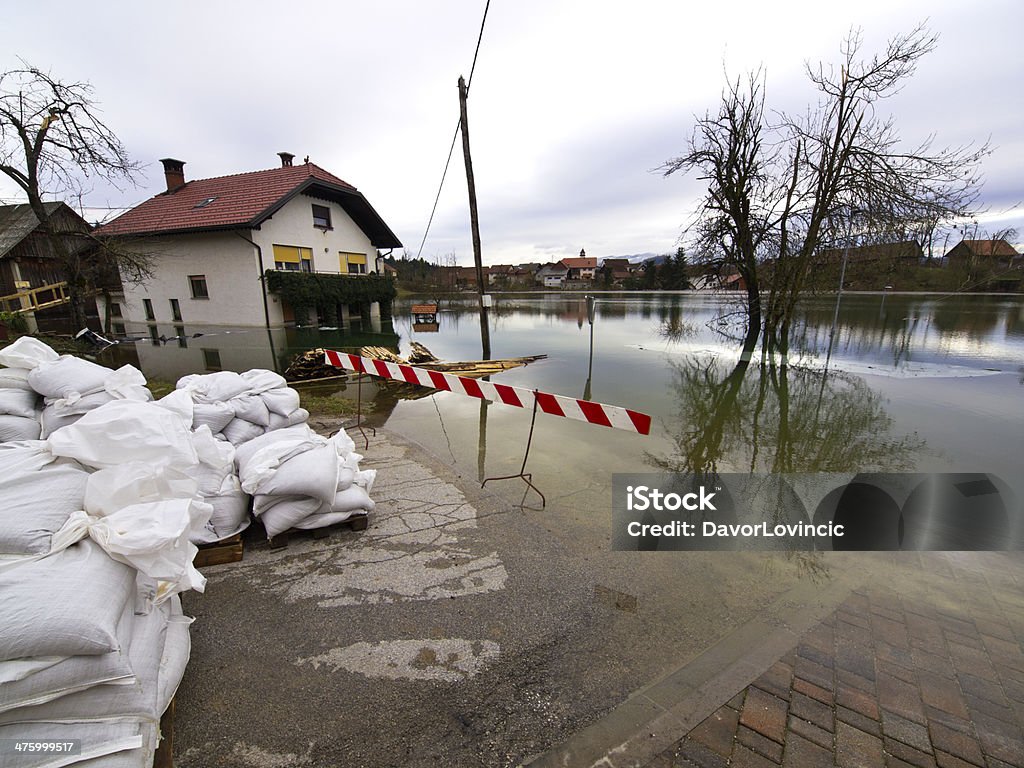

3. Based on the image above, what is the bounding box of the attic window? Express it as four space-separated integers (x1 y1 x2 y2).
312 204 332 229
193 197 217 209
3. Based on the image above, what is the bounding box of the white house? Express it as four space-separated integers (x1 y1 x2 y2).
99 153 401 329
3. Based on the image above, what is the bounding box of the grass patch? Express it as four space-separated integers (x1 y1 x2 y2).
297 391 364 417
146 378 176 399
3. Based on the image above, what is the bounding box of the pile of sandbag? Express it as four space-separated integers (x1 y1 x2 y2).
0 336 152 440
235 423 376 539
0 398 211 768
176 369 308 446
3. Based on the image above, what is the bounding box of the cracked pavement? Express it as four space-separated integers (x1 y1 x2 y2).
174 426 918 768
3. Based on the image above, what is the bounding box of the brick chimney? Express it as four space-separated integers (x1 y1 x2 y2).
278 152 295 167
160 158 186 192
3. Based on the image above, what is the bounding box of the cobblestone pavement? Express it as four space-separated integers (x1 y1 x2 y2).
648 554 1024 768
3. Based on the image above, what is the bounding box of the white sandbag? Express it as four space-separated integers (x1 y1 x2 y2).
191 401 234 434
0 413 41 442
39 406 84 440
56 501 211 603
39 392 116 439
0 721 145 767
221 417 265 445
28 355 114 399
45 400 197 472
0 455 90 555
206 475 250 540
254 495 321 538
257 444 340 506
84 463 197 517
0 365 34 390
261 386 301 417
234 424 324 490
0 601 172 725
239 368 288 393
0 439 57 474
267 407 309 431
231 394 271 426
0 387 39 418
331 427 357 457
157 597 192 715
155 388 193 424
0 336 59 369
190 428 235 496
44 390 115 416
0 601 136 714
330 484 376 515
177 370 249 402
0 540 135 661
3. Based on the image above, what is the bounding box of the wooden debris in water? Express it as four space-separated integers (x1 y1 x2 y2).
285 343 546 383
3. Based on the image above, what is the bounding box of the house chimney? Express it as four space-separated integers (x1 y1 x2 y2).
160 158 186 192
278 152 295 167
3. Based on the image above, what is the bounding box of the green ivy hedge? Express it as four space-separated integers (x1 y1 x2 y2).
265 270 396 315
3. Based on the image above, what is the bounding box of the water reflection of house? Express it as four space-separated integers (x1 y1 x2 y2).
98 152 401 328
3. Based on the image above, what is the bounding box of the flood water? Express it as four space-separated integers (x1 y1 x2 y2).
102 292 1023 513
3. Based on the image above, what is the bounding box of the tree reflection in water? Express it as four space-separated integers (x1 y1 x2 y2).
647 331 928 578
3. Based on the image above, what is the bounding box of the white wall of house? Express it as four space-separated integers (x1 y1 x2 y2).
120 232 266 327
119 193 384 328
249 194 377 275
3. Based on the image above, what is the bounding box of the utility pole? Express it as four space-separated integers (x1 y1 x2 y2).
458 75 491 359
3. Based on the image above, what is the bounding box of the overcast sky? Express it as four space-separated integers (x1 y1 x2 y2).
2 0 1022 266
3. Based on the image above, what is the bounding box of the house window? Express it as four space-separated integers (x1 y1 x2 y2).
174 325 187 348
341 252 367 274
189 275 209 299
109 302 122 318
143 298 155 321
273 245 314 272
312 204 332 229
112 322 126 336
170 298 182 322
202 348 222 371
148 325 161 344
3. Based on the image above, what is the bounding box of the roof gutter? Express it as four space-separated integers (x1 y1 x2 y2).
234 230 271 330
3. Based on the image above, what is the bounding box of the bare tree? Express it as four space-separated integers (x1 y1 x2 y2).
0 63 143 329
664 26 989 354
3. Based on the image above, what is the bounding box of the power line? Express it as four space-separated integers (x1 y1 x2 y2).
415 0 492 262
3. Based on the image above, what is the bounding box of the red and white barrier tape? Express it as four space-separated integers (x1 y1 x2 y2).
324 350 651 435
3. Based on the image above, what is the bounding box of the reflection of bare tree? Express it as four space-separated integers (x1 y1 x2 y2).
648 353 925 581
656 303 698 345
649 355 926 476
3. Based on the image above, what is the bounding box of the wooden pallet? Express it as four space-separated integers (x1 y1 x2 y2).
153 698 175 768
193 534 243 567
267 514 369 549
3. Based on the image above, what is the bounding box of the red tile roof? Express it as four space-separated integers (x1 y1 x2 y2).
957 239 1020 258
562 257 597 269
98 163 357 237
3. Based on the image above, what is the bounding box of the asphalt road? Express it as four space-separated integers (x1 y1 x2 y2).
175 425 869 768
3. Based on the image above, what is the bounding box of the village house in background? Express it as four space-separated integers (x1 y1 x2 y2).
99 153 401 329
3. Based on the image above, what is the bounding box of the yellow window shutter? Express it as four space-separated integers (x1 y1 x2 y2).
272 245 300 264
348 253 367 265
